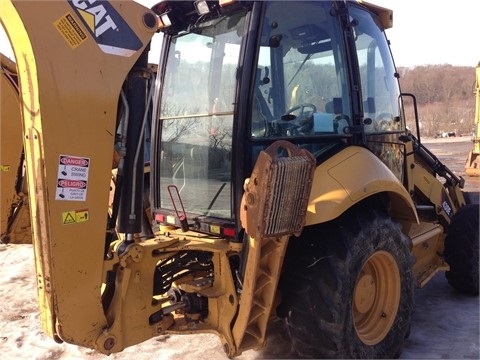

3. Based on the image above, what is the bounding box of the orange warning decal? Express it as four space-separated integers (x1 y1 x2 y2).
54 13 88 49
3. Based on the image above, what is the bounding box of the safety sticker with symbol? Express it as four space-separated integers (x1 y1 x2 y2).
62 209 89 225
55 155 90 201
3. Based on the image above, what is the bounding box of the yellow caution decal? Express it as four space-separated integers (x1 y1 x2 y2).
62 209 89 225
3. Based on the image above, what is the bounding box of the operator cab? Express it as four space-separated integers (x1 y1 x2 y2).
150 0 405 239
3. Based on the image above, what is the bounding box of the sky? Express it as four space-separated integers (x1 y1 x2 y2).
1 0 479 68
372 0 479 67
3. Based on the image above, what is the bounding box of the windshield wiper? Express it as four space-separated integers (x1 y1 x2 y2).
205 182 227 215
287 53 313 87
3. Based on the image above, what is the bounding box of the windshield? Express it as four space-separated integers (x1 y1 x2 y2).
156 12 245 220
252 1 350 139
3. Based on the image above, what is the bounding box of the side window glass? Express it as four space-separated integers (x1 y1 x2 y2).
350 6 403 133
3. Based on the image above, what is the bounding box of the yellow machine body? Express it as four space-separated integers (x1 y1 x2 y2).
1 0 157 347
1 53 31 244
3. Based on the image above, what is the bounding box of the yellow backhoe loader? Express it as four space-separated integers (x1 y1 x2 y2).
1 1 478 359
465 62 480 176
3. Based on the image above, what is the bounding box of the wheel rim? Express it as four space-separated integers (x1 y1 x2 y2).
353 250 401 345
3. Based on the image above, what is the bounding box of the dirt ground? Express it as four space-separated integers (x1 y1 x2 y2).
422 136 480 194
0 137 478 359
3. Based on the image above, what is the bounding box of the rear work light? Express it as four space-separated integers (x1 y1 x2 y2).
158 12 172 28
194 0 210 15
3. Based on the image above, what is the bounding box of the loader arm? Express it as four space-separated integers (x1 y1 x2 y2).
0 0 156 347
402 133 466 223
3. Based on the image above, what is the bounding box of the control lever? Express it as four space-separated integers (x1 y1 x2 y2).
167 185 189 232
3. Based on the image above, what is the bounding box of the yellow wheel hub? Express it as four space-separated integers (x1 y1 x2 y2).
353 250 401 345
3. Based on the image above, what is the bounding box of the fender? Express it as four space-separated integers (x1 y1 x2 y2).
0 0 156 348
306 146 418 225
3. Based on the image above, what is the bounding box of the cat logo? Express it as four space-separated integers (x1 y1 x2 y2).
69 0 142 57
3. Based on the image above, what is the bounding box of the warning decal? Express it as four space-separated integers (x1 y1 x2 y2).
56 155 90 201
62 212 76 224
54 13 88 49
62 209 89 225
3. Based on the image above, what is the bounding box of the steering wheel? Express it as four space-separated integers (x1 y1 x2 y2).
277 103 317 136
285 103 317 118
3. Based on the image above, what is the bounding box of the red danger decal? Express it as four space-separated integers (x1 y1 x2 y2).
58 179 86 188
60 157 89 167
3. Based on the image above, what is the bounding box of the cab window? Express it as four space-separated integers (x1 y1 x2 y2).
251 1 350 139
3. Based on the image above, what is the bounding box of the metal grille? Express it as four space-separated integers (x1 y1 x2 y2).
262 155 314 237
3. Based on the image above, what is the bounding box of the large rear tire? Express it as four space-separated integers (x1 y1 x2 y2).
444 204 479 295
277 208 414 358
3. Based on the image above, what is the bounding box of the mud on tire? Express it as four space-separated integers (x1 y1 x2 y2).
277 208 414 359
444 204 479 295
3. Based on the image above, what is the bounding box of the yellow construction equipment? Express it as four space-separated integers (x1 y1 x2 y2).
0 52 31 244
465 62 480 176
1 1 478 358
